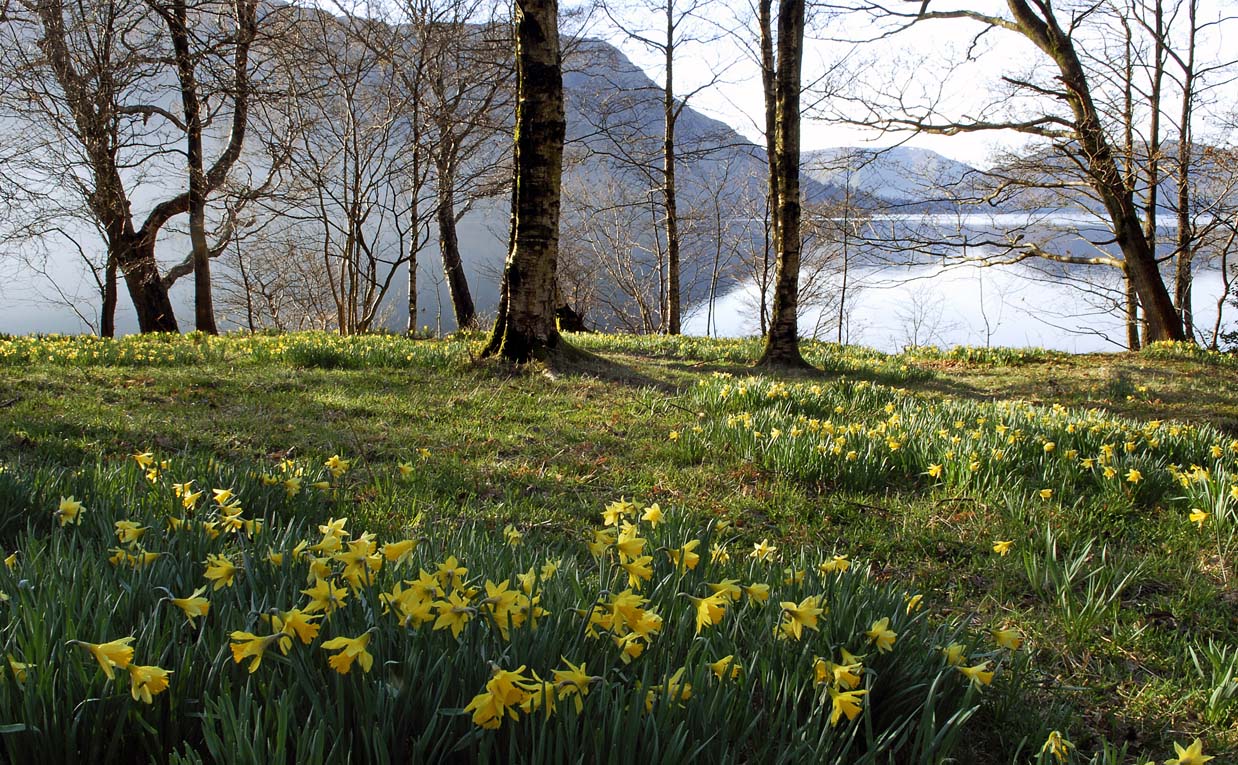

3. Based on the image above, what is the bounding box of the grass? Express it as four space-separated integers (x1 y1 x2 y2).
1 330 1237 763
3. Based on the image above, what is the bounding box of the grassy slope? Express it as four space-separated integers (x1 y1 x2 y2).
2 332 1237 761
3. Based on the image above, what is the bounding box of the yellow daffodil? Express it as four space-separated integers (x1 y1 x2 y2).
381 539 417 566
7 655 31 684
1126 468 1143 484
707 578 742 602
992 540 1014 556
958 661 994 689
168 587 210 626
321 631 373 674
778 595 824 640
828 686 868 726
270 608 321 644
709 655 741 680
503 524 523 546
1189 509 1209 528
1038 488 1053 500
552 657 596 712
1164 738 1213 765
432 590 475 639
905 593 923 613
751 539 777 562
641 503 664 526
203 554 238 590
54 496 85 526
667 540 701 571
685 592 729 634
991 628 1022 651
114 520 147 544
866 617 897 653
127 664 172 703
70 637 135 679
302 577 349 615
743 582 770 603
229 630 291 673
1039 730 1073 763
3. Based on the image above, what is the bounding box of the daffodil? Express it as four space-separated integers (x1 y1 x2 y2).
828 686 868 726
751 539 777 562
127 664 172 703
685 592 729 634
114 520 147 544
302 577 349 615
818 554 850 574
203 554 238 590
321 631 374 674
667 539 701 571
957 660 994 689
1164 738 1214 765
991 628 1022 651
1039 730 1073 763
778 595 824 640
709 655 741 680
229 630 291 673
992 540 1014 556
70 637 135 679
168 587 211 626
54 496 85 526
1190 509 1209 528
641 503 664 526
941 642 967 666
743 582 770 602
270 608 321 644
866 617 897 653
552 657 596 712
707 578 742 602
503 524 523 546
432 590 475 639
433 555 468 589
7 655 31 684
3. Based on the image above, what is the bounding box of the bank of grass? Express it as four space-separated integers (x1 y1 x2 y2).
1 331 1236 763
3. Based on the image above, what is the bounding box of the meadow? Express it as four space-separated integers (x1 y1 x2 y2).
0 331 1236 763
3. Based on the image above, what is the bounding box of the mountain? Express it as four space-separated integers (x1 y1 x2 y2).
802 146 982 207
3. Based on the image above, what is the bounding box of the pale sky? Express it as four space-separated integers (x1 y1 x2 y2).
595 1 1238 169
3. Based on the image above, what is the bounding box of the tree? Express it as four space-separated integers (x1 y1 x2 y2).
596 0 728 335
829 1 1238 343
484 0 566 361
757 0 811 368
1 0 266 334
269 5 429 335
409 0 513 331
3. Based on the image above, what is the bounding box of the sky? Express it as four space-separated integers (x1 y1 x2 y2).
595 0 1238 168
590 1 1038 168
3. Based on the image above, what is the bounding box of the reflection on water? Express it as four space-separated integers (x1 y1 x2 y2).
685 263 1231 353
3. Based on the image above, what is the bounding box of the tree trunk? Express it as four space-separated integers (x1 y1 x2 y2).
757 0 810 369
1174 0 1198 339
101 254 117 338
483 0 565 362
435 159 476 330
1007 0 1185 343
1125 269 1141 351
116 234 179 333
162 0 217 334
662 2 680 335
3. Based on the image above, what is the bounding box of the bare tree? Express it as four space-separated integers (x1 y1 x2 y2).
825 1 1238 342
0 0 268 334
